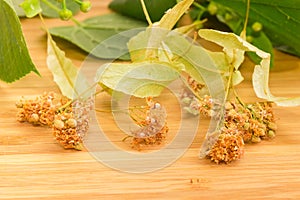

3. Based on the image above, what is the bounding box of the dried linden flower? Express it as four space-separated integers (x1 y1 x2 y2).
208 129 244 164
16 92 94 150
53 97 94 150
16 92 69 126
53 112 83 150
128 98 169 150
54 119 64 130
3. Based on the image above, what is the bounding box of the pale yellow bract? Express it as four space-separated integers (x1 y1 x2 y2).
199 29 300 107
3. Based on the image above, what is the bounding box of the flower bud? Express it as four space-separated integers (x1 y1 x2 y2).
267 130 275 138
15 101 23 108
54 119 64 130
251 136 261 143
224 13 233 21
66 118 77 128
267 122 277 130
28 113 39 124
246 35 253 43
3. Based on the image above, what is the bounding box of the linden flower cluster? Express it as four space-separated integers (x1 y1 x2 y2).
16 92 94 150
181 77 277 164
207 100 276 164
16 92 69 126
129 98 169 150
208 129 244 164
53 97 94 150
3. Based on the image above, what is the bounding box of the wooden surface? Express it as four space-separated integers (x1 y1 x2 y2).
2 1 300 199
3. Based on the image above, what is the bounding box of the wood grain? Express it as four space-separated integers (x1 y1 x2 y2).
1 1 300 199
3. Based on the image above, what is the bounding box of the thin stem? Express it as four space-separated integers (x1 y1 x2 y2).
130 105 148 111
170 36 223 74
129 110 145 125
161 43 173 63
234 89 245 108
234 87 258 120
240 0 250 40
174 19 207 35
192 2 207 21
40 0 82 26
140 0 152 26
224 65 234 102
171 34 196 64
95 106 147 113
122 135 132 142
94 89 105 97
57 82 102 113
76 81 99 99
38 13 47 31
62 0 67 9
192 2 206 11
57 99 74 113
74 0 82 5
95 108 114 113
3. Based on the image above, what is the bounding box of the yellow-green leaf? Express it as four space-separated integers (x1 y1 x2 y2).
162 31 226 96
156 0 194 30
128 27 169 62
232 70 244 86
253 65 300 107
20 0 41 18
96 61 179 98
47 33 90 99
199 29 300 106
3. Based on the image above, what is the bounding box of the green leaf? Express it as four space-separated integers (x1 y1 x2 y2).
20 0 41 18
49 13 147 60
96 61 179 98
47 33 90 99
40 0 79 18
212 0 300 57
0 0 39 83
109 0 177 22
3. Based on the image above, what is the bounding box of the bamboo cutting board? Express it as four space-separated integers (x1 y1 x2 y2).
1 1 300 199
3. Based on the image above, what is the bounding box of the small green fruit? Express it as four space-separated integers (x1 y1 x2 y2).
246 35 253 43
224 13 233 21
207 2 218 15
252 22 263 32
80 1 92 13
59 9 73 21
